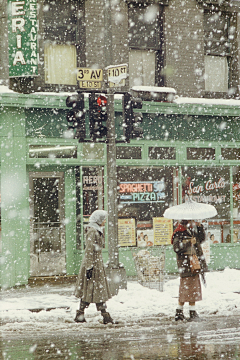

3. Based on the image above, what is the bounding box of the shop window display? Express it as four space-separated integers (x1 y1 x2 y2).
117 166 176 247
182 166 230 243
76 167 104 249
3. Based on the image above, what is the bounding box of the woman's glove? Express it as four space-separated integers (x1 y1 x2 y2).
191 237 196 245
86 267 93 280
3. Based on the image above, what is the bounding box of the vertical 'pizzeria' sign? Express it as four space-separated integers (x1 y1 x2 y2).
8 0 38 77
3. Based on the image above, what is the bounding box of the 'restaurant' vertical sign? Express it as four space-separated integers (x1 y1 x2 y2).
8 0 38 77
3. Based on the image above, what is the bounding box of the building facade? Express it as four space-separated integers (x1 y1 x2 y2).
0 0 240 288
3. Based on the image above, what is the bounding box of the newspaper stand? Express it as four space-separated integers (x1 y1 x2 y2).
133 247 165 292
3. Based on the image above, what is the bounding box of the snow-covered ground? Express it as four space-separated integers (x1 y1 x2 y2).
1 268 240 333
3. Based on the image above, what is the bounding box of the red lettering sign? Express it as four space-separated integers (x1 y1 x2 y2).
119 183 153 193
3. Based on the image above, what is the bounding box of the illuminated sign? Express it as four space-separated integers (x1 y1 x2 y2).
184 176 227 204
119 180 166 203
8 0 38 77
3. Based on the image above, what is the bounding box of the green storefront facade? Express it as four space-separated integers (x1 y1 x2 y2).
0 91 240 289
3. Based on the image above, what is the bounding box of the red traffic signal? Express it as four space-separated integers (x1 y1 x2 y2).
97 95 107 107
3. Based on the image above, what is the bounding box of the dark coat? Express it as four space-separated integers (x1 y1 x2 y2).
172 224 208 278
74 227 111 303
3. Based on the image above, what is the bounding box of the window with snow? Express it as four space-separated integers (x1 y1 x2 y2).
43 0 79 85
204 11 233 93
128 3 163 88
44 44 77 85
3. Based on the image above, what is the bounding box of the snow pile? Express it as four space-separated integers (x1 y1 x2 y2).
1 268 240 331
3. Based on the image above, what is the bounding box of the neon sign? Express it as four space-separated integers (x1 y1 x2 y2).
119 180 166 203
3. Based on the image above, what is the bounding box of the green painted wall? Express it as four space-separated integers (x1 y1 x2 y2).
24 107 240 143
1 93 240 288
0 108 29 289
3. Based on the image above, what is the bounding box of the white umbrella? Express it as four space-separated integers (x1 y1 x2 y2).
163 198 217 220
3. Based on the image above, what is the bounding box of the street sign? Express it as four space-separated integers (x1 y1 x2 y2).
107 64 128 87
79 81 101 89
77 68 103 89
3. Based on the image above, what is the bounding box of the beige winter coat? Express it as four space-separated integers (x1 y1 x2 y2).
74 227 111 303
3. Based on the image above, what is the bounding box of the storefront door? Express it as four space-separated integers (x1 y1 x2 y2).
29 172 66 276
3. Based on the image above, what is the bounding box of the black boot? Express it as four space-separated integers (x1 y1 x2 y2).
101 311 118 324
74 310 86 323
188 310 200 321
175 309 185 321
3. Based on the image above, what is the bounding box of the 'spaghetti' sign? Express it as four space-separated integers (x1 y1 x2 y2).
119 180 166 203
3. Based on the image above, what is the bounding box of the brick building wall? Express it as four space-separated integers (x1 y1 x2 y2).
85 0 129 87
164 0 205 97
1 0 239 97
85 0 105 68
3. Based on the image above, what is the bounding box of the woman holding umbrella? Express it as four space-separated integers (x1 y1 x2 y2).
164 198 217 321
171 219 207 321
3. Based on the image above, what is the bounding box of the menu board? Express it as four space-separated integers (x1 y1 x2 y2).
118 218 136 247
153 217 173 245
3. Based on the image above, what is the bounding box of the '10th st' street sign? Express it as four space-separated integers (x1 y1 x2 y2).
8 0 38 77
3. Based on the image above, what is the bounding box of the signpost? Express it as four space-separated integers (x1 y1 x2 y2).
75 0 128 295
106 64 128 88
77 68 103 89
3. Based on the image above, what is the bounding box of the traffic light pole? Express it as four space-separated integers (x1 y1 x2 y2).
105 90 127 296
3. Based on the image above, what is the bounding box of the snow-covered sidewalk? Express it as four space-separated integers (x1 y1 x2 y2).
1 268 240 331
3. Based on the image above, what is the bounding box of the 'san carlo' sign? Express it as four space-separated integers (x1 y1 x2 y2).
119 180 166 203
8 0 38 77
185 177 227 203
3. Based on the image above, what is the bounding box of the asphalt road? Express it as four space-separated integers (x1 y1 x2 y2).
1 315 240 359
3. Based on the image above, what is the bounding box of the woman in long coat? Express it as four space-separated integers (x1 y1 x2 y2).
172 220 208 321
74 210 114 324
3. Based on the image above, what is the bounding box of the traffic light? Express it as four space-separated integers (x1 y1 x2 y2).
89 93 108 141
66 93 86 142
122 93 143 143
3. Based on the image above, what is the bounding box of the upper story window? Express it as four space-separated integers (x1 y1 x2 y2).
43 0 79 85
128 3 163 88
204 11 233 93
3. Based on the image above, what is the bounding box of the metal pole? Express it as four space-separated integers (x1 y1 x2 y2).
104 0 127 295
106 90 119 268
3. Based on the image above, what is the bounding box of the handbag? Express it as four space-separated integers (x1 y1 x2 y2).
190 245 201 273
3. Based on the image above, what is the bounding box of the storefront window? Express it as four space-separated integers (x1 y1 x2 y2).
117 166 176 247
221 148 240 160
187 147 215 161
148 147 176 160
232 166 240 243
76 166 104 249
182 166 230 244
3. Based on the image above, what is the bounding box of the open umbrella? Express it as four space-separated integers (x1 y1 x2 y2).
163 197 217 220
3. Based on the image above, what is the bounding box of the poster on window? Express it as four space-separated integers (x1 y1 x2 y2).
118 218 136 247
208 228 221 244
153 218 173 245
137 229 154 247
201 240 211 264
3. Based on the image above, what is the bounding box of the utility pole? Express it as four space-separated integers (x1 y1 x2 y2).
104 0 127 295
